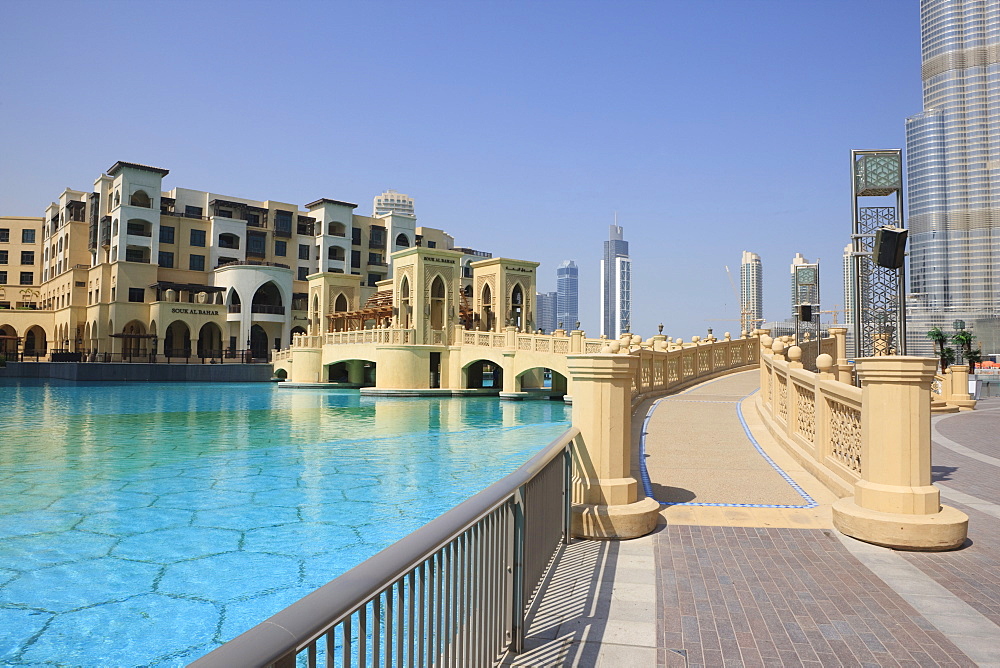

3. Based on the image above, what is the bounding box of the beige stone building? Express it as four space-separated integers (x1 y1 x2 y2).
0 162 493 360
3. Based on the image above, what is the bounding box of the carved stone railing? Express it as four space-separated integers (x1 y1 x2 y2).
757 335 967 551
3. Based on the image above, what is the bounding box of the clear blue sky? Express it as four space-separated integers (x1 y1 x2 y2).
0 0 919 338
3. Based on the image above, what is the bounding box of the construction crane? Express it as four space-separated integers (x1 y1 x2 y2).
817 305 846 325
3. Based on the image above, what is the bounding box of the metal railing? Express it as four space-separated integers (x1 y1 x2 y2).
191 426 578 668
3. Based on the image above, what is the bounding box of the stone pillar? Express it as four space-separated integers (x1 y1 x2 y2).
566 354 660 539
828 326 853 384
346 359 365 385
832 357 968 550
374 346 430 389
946 365 976 411
289 346 322 383
569 329 584 353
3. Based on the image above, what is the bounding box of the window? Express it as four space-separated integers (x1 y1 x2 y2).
0 271 6 284
351 250 361 268
218 233 240 249
111 287 116 301
20 272 33 285
128 287 145 303
247 232 266 257
189 254 205 271
298 244 310 260
297 266 309 281
351 227 361 245
427 240 437 249
0 228 8 242
22 229 35 243
368 273 383 287
190 229 206 247
125 248 146 263
0 251 6 264
20 251 34 265
185 205 203 218
158 251 174 268
246 212 260 227
216 209 233 218
274 210 293 236
274 240 287 256
126 221 149 236
370 227 385 247
130 190 152 208
160 225 175 244
368 252 384 265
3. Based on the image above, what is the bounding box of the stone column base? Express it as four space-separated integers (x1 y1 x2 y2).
832 497 968 551
571 497 661 540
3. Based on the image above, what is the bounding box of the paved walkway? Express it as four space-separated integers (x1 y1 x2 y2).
512 370 1000 667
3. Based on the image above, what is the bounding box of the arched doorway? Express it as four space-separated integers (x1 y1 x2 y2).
481 283 493 331
250 324 268 359
165 321 191 357
0 325 18 356
311 295 320 335
198 322 223 358
398 277 411 328
24 326 47 357
430 276 446 331
510 283 524 330
121 321 146 358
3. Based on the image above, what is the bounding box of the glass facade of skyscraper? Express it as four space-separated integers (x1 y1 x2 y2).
556 260 579 330
600 225 630 338
740 251 763 334
905 0 1000 353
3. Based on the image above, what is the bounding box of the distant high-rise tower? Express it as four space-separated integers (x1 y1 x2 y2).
843 244 857 325
739 251 763 334
556 260 579 329
373 190 415 217
905 0 1000 353
790 253 820 315
600 224 631 338
536 291 557 333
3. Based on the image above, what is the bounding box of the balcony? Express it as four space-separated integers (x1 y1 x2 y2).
215 259 291 270
251 304 285 315
228 304 242 313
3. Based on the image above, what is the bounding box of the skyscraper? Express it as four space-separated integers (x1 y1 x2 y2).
843 244 857 326
536 291 557 333
905 0 1000 353
556 260 579 329
600 224 631 338
373 190 415 217
739 251 763 334
790 253 820 315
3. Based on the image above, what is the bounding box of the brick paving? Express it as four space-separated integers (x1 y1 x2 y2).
654 525 976 667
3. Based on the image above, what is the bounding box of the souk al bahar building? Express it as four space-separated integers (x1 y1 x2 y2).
0 161 528 360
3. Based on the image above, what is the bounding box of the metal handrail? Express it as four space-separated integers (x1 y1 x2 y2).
190 425 579 668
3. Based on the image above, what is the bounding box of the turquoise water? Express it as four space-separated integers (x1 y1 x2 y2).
0 381 570 666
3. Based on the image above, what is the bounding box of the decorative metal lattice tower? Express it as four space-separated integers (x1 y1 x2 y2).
850 149 907 358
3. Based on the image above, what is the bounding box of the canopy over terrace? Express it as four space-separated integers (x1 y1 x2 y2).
331 291 393 331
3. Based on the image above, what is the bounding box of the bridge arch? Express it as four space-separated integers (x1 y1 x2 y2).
326 357 377 385
461 355 507 390
515 365 568 396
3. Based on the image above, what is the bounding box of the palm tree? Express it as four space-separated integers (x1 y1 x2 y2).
966 346 983 374
927 327 948 371
941 347 956 371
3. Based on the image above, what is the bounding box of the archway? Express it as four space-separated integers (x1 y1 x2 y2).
24 326 47 356
326 358 377 386
334 293 348 312
430 275 446 331
464 359 503 390
481 283 493 331
250 324 268 359
252 282 283 314
165 321 192 357
129 190 151 208
227 289 242 311
311 295 320 335
120 320 147 358
395 233 410 248
398 276 411 329
290 326 307 337
0 324 18 356
198 322 223 358
517 367 567 397
510 283 524 330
